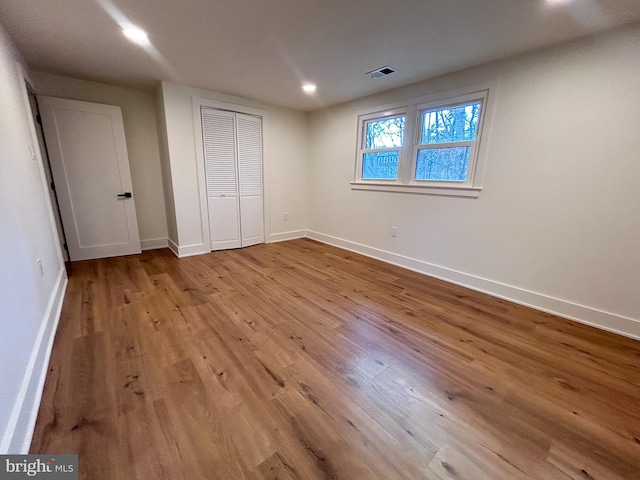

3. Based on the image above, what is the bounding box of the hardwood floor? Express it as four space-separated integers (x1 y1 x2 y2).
30 239 640 479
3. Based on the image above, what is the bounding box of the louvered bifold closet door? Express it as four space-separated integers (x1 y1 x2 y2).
236 113 264 247
202 108 241 250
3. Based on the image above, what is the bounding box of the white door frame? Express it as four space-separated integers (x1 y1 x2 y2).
192 96 269 251
27 89 69 261
16 64 66 268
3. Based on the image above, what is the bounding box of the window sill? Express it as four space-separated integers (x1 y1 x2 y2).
350 181 481 198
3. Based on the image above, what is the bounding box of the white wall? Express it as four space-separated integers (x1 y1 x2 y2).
308 25 640 338
155 85 178 245
159 81 308 255
0 24 67 452
264 103 309 240
30 72 168 250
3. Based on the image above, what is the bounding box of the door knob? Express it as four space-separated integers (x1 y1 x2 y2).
117 192 132 198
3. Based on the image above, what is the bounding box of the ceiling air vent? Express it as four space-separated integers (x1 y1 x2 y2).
367 65 396 79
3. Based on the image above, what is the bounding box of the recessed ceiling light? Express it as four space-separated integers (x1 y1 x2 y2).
302 83 317 94
123 26 149 46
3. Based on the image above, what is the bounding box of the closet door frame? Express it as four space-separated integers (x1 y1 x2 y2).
192 96 269 251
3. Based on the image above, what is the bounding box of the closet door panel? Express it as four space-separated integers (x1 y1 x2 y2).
239 196 263 246
202 108 241 250
208 196 241 249
236 113 264 247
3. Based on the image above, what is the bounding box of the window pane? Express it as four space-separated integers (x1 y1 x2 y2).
415 147 470 181
365 116 405 149
421 102 480 144
362 151 399 179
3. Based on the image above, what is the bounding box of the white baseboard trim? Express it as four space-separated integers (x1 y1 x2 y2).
167 238 179 257
269 230 307 243
167 240 209 258
141 238 168 251
0 267 68 454
306 230 640 341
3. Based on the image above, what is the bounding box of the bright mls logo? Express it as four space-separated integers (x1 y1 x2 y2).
0 455 77 479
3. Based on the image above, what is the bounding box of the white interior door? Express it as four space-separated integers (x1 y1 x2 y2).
37 96 141 261
236 113 264 247
202 108 241 250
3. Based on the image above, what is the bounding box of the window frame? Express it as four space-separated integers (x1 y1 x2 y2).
352 87 492 197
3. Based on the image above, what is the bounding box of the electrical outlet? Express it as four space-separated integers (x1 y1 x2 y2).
37 258 44 276
284 212 289 221
391 227 398 238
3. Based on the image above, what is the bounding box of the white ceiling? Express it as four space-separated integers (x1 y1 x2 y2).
1 0 639 111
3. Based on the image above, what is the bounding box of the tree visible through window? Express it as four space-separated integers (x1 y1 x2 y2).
362 115 405 180
415 102 480 181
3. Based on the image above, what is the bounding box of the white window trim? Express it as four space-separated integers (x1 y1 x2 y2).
351 86 495 198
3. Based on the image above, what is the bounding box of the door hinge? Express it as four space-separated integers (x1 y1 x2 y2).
63 242 68 251
50 181 55 191
36 114 42 125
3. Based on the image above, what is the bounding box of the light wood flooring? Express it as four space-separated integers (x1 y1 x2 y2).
30 239 640 479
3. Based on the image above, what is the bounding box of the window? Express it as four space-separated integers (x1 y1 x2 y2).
415 102 480 181
352 89 490 197
359 111 405 180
